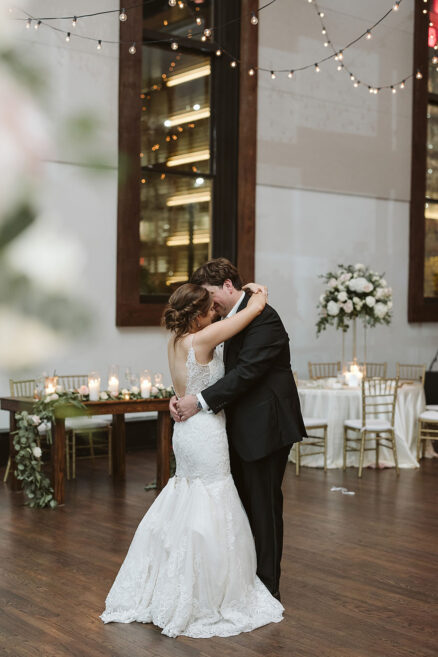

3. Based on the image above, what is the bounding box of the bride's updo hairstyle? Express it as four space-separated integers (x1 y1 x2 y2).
162 283 211 340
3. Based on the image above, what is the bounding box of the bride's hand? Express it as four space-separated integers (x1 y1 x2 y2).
242 282 268 296
246 285 268 313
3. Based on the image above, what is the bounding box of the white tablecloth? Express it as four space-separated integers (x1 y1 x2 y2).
290 382 425 469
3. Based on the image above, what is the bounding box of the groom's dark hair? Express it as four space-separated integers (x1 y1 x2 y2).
191 258 243 290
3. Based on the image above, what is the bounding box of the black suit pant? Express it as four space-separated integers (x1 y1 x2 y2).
229 443 291 596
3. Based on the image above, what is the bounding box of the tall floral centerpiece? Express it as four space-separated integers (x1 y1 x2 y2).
316 264 392 367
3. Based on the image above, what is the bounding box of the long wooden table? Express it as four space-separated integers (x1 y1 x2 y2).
0 396 172 505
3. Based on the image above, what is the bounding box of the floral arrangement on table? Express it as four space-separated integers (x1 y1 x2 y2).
13 383 174 509
316 263 393 335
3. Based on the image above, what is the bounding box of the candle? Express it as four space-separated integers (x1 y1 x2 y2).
108 376 119 396
141 369 151 398
346 364 363 388
88 373 101 401
123 392 130 400
44 376 58 396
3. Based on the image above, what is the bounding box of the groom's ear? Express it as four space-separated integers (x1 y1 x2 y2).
223 279 234 293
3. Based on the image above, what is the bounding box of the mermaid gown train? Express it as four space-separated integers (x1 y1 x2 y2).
100 344 284 638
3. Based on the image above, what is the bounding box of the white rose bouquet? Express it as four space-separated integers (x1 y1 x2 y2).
317 264 392 335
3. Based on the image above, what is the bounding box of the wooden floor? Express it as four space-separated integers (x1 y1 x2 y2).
0 451 437 657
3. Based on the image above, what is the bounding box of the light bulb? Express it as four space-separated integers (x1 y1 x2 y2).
248 68 255 76
65 32 71 42
416 69 423 79
366 30 372 40
315 63 320 72
171 41 178 50
337 63 343 71
203 28 211 37
322 27 326 35
196 17 202 25
338 50 343 60
230 60 237 68
216 49 222 56
129 43 136 54
324 41 329 47
288 70 294 78
178 0 184 8
350 73 355 81
393 1 400 9
369 86 373 93
433 56 438 64
25 18 31 28
391 86 396 94
34 20 41 30
169 0 176 6
400 80 405 89
72 16 77 27
97 40 102 50
119 9 127 21
353 81 359 88
271 71 276 79
251 12 258 25
319 11 325 18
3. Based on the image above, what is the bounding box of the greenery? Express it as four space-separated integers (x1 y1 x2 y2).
13 386 174 508
316 263 393 335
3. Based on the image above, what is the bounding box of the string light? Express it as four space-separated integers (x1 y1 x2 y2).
196 17 202 25
288 70 294 78
366 30 372 39
201 35 207 41
97 40 102 50
393 1 400 10
416 69 423 79
337 63 344 71
203 28 211 37
34 20 41 30
399 80 405 89
171 41 178 50
324 41 329 47
318 11 324 18
248 68 255 76
72 16 77 27
391 85 396 93
178 1 184 8
25 18 31 28
350 73 355 81
65 32 71 42
321 27 326 35
119 9 127 22
271 70 276 79
129 42 136 55
251 12 258 25
353 80 359 88
168 0 176 6
230 60 237 68
216 49 222 56
314 63 320 72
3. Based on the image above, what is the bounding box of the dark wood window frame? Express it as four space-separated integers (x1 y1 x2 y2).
409 2 438 322
116 0 257 326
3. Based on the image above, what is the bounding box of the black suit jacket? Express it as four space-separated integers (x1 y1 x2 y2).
202 294 307 462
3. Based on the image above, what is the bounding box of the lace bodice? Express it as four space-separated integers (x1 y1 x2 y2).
184 345 224 396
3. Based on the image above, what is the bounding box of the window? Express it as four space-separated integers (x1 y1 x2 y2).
116 0 257 326
409 1 438 321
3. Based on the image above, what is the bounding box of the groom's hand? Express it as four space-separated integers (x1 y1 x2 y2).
169 396 181 423
176 395 200 422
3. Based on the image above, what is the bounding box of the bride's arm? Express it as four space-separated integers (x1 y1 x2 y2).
194 286 267 353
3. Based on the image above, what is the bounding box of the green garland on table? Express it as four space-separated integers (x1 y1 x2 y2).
13 385 174 509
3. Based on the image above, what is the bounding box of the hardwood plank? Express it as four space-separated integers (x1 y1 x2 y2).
0 452 437 657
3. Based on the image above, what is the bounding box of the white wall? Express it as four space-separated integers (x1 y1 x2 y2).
1 0 436 430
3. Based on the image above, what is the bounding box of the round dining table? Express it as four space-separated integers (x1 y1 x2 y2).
289 380 426 469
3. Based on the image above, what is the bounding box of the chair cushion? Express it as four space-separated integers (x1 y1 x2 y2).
303 417 328 428
345 418 393 431
66 417 111 431
419 410 438 422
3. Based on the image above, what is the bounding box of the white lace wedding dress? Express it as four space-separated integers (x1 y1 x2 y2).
100 342 284 638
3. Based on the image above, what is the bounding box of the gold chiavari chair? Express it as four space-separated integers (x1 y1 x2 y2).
308 362 341 380
4 379 49 483
294 418 328 475
396 363 426 386
57 375 112 480
362 362 387 378
417 410 438 461
343 377 400 478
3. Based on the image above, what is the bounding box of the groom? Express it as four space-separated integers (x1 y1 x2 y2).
170 258 306 600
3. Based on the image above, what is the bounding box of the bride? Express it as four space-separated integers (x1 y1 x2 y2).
100 282 284 638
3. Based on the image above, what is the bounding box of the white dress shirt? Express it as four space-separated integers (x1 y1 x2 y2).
197 292 245 412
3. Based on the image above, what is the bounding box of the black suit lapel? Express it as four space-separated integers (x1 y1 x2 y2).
223 293 250 363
